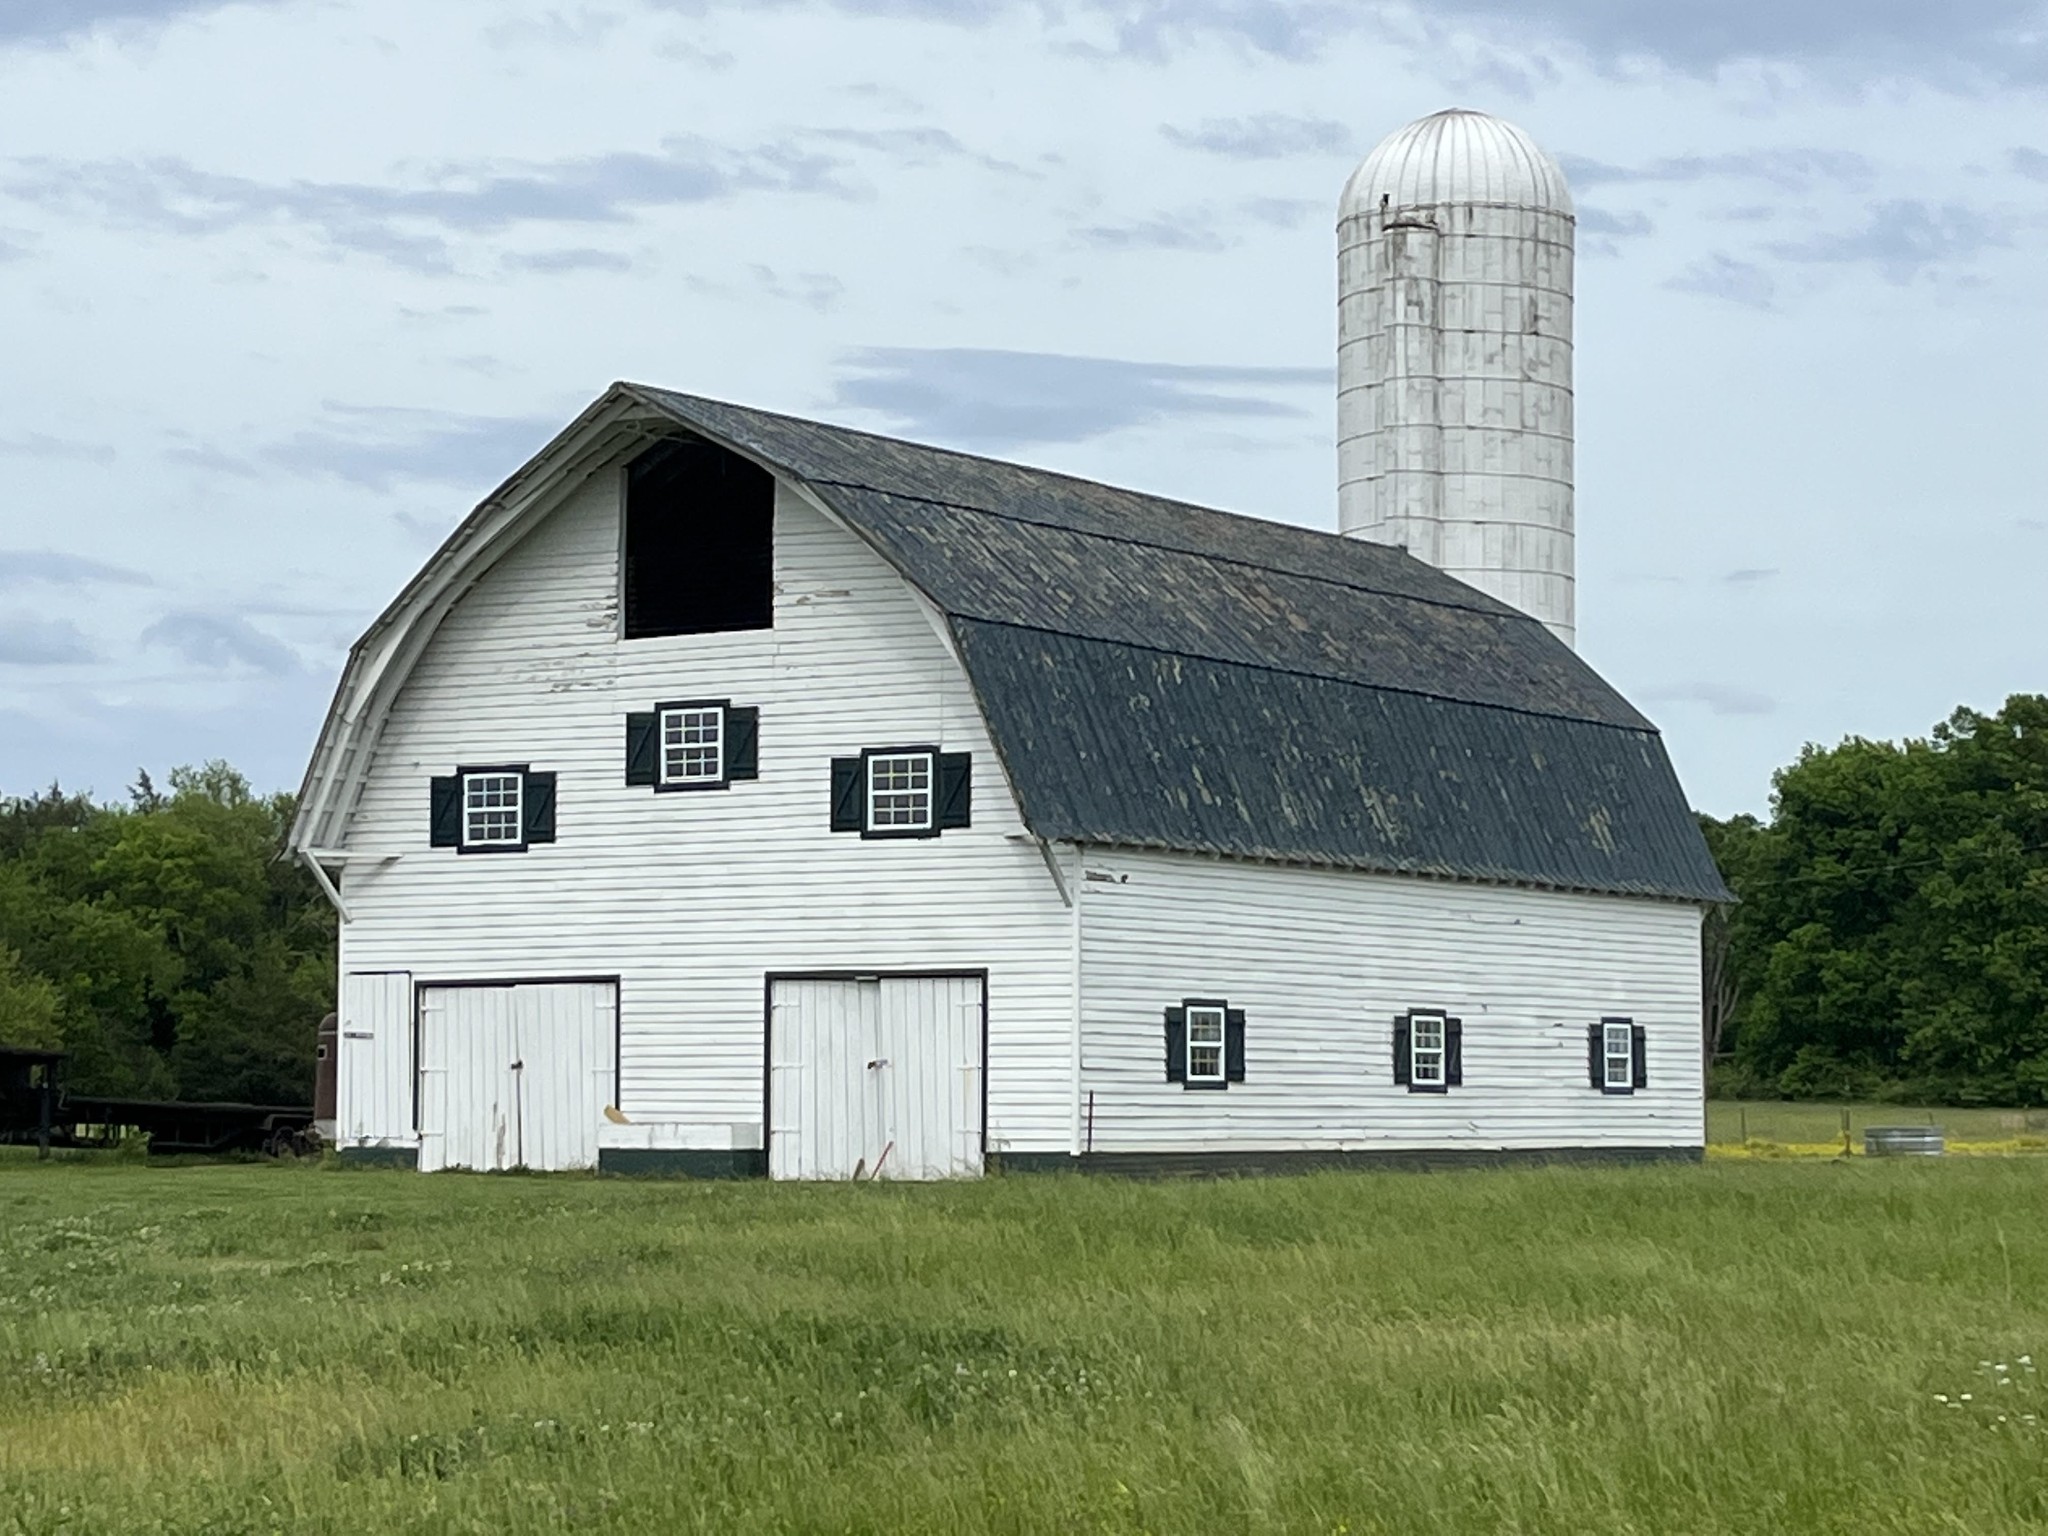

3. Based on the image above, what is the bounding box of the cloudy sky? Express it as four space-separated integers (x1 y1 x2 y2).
1 0 2043 816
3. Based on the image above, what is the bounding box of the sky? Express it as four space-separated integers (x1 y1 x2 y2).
0 0 2043 818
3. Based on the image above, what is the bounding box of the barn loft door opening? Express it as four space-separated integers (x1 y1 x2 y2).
768 974 985 1181
416 980 616 1172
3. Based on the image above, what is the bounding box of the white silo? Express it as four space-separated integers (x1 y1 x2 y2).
1337 109 1576 647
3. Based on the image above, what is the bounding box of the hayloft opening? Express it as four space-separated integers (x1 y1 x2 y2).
622 437 774 638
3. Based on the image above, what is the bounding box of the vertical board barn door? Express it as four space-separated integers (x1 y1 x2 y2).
769 975 985 1181
416 982 617 1172
338 971 412 1147
415 986 449 1172
875 975 985 1179
768 989 804 1181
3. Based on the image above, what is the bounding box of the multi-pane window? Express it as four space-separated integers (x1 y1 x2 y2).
1410 1012 1447 1088
463 772 523 847
1186 1006 1225 1084
1603 1020 1634 1091
661 706 723 785
867 752 934 832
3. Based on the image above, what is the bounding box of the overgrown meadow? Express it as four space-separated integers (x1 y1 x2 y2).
3 1157 2046 1534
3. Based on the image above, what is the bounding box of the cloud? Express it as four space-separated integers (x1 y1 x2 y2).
1097 0 1360 61
255 404 562 492
1769 199 2012 282
1640 682 1778 717
502 247 635 275
1722 567 1778 585
1160 113 1353 159
748 265 845 312
1392 0 2048 89
1560 149 1876 193
1074 195 1310 253
809 126 1022 173
0 432 116 463
1075 215 1230 253
141 611 299 675
5 139 858 272
1577 205 1653 257
831 345 1329 450
0 551 152 588
0 618 101 665
0 0 279 46
1665 253 1777 309
2008 147 2048 181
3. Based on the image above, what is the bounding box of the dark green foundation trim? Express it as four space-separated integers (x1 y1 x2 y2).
599 1149 768 1179
989 1145 1705 1178
336 1145 420 1169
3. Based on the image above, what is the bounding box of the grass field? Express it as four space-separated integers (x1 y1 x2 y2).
1706 1099 2048 1146
5 1159 2048 1534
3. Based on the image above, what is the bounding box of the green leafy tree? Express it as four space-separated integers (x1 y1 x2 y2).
0 762 334 1103
1714 696 2048 1104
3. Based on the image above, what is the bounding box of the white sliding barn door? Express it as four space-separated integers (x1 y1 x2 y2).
769 974 985 1181
417 980 616 1172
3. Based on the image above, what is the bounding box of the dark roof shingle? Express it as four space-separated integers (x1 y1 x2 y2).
627 384 1729 902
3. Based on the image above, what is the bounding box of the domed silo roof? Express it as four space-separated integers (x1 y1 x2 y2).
1340 108 1573 218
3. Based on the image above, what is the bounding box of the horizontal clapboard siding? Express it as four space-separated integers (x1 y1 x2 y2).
1077 848 1704 1152
336 473 1072 1154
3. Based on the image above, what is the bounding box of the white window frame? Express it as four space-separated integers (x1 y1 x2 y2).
1186 1005 1226 1085
1410 1012 1447 1088
461 770 523 849
659 704 725 786
866 750 935 834
1603 1019 1635 1092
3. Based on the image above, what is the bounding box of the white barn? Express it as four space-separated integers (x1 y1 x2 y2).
288 380 1728 1177
289 107 1731 1177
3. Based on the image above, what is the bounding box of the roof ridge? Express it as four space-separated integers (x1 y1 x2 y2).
629 380 1447 567
950 615 1658 736
809 477 1525 625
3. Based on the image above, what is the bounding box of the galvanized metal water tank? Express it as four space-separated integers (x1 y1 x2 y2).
1865 1126 1944 1156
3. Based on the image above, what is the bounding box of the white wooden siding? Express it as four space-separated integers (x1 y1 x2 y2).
333 471 1072 1156
1076 848 1704 1152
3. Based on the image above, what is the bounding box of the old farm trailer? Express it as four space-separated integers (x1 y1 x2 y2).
0 1046 315 1159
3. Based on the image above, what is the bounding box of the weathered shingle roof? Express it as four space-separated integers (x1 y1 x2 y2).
627 384 1729 903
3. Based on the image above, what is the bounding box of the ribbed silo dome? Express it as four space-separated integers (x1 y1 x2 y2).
1340 108 1572 218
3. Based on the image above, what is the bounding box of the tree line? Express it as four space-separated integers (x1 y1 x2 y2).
0 764 331 1106
1704 694 2048 1105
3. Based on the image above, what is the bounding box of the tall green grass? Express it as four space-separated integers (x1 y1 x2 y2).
3 1159 2046 1533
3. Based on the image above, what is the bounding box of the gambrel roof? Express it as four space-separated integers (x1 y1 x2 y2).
292 383 1729 903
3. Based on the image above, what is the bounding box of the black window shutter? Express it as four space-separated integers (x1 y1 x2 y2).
1224 1007 1246 1082
1445 1018 1463 1088
1631 1024 1648 1090
1392 1017 1411 1086
727 707 760 780
1588 1023 1605 1089
429 776 461 847
523 771 557 844
830 757 864 832
1164 1006 1187 1083
936 752 972 829
625 712 658 786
